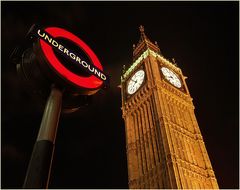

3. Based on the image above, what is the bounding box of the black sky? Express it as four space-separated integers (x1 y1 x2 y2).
1 1 239 189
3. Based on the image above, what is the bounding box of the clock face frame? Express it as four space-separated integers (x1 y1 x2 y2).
127 69 145 95
161 67 182 88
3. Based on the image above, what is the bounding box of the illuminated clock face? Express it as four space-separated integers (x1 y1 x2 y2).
127 70 145 95
161 67 182 88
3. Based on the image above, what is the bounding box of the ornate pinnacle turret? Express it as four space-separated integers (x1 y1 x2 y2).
122 64 126 74
133 25 161 60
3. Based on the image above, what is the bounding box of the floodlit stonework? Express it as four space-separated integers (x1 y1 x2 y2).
121 26 219 189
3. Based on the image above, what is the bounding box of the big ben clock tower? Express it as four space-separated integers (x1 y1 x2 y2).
120 26 219 189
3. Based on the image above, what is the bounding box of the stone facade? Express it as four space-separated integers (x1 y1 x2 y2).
121 26 219 189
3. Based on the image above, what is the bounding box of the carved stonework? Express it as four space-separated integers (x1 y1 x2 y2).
121 26 219 189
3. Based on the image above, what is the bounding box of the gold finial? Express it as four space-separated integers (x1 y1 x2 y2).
172 58 178 66
155 41 161 54
133 44 136 50
139 25 144 33
139 25 147 41
122 65 126 74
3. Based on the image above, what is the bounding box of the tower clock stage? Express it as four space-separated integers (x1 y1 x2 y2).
120 26 219 189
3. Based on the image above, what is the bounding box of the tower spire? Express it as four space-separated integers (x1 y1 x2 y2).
133 25 161 60
139 25 147 42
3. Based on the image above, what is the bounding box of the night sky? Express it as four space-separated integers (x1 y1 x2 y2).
2 1 239 189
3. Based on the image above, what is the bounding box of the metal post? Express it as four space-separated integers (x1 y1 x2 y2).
23 85 62 189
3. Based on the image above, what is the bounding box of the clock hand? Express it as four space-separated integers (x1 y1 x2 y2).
131 79 137 83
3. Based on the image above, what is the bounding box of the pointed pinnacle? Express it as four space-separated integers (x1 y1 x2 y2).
139 25 147 41
139 25 144 33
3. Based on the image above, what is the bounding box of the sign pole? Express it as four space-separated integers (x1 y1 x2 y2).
13 25 108 188
23 84 63 189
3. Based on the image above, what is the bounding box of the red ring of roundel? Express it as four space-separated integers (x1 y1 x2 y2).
39 27 103 89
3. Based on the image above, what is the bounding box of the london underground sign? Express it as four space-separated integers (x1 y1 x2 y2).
32 26 108 93
15 25 110 189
